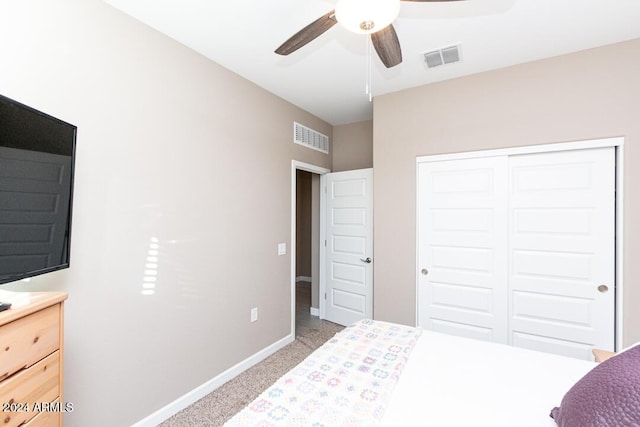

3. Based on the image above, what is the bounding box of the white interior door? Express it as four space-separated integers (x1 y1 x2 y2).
508 147 615 358
323 169 373 326
417 157 509 342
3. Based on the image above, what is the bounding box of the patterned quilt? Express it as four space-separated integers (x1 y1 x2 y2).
225 319 422 426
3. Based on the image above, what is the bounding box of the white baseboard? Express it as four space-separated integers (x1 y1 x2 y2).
310 307 319 317
131 333 295 426
295 276 312 283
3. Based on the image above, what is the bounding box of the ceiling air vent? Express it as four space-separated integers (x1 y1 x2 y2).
423 44 461 69
294 122 329 154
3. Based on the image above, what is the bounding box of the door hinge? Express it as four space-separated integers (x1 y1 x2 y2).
324 239 327 247
324 293 327 300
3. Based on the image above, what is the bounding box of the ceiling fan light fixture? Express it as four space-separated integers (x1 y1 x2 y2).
335 0 401 34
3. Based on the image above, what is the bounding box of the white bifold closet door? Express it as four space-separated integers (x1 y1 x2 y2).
418 147 615 360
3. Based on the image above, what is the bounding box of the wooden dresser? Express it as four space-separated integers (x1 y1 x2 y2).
0 291 67 427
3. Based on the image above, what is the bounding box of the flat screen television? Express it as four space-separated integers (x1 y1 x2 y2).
0 94 76 286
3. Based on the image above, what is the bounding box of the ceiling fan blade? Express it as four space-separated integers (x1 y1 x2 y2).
275 10 337 56
371 24 402 68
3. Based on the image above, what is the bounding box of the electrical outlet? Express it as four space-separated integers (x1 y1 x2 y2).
251 307 258 323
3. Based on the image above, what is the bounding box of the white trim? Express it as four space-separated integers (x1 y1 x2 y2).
296 276 313 283
415 137 625 347
131 333 294 427
319 174 327 320
415 164 421 328
416 137 624 164
615 144 624 351
291 161 330 337
310 307 320 317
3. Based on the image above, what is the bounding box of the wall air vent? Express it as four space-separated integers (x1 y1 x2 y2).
423 44 462 69
293 122 329 154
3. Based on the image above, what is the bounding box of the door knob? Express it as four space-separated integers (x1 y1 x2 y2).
421 268 429 276
598 284 609 293
361 257 372 264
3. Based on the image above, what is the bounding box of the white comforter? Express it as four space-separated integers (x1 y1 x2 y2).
381 330 597 426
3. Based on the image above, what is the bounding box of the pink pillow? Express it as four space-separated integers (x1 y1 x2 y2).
550 345 640 426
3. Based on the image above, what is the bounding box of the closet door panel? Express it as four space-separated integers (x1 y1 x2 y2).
418 157 509 343
508 147 615 358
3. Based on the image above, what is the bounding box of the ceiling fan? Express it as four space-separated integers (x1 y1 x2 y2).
275 0 465 68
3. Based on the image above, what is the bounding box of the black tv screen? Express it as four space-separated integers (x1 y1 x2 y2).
0 94 76 285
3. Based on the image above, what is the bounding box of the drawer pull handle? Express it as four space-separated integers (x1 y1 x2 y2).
33 336 39 344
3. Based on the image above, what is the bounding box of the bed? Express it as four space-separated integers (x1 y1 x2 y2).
226 319 639 426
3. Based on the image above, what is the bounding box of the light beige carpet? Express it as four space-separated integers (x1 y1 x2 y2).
159 320 344 426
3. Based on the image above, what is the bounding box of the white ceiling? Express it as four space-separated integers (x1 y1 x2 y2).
103 0 640 125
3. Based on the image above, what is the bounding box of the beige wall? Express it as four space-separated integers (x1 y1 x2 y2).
297 171 320 309
296 170 312 278
311 174 321 309
373 38 640 347
0 0 331 425
332 120 374 171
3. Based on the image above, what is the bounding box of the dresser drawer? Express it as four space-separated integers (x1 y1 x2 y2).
0 351 60 427
22 400 61 427
0 304 60 381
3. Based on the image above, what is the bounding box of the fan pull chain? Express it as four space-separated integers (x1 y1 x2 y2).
364 36 369 96
365 37 372 102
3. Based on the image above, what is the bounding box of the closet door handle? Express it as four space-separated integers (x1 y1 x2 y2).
361 257 372 264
